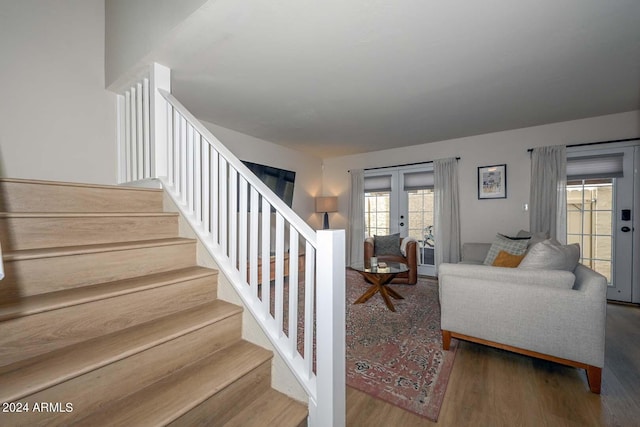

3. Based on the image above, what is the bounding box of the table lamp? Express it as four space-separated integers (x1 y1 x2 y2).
315 196 338 229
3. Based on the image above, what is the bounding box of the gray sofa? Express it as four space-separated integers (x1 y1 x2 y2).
439 242 607 393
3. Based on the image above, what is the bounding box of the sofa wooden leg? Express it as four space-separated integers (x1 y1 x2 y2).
442 330 451 350
586 366 602 394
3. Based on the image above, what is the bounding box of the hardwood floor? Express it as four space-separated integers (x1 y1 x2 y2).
347 302 640 427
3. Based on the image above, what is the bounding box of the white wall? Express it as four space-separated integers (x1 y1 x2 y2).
323 111 640 244
105 0 207 88
201 120 325 229
0 0 117 185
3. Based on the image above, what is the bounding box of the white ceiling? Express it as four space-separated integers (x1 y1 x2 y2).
153 0 640 159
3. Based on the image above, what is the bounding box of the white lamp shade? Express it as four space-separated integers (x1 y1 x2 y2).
315 196 338 213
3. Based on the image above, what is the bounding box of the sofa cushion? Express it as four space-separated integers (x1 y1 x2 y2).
492 250 526 268
518 239 580 272
483 234 530 265
374 233 403 256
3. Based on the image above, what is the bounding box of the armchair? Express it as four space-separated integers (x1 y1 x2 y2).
364 236 417 284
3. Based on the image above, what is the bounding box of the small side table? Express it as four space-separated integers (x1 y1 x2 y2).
351 262 409 312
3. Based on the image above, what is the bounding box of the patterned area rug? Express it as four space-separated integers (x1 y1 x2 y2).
345 269 458 421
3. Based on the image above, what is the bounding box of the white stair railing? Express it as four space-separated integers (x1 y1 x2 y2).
116 64 345 427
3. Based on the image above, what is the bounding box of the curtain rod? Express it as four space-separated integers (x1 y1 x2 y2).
527 137 640 153
349 157 461 173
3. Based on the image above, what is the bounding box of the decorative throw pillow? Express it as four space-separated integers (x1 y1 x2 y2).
518 239 580 272
483 234 530 265
498 233 531 241
374 233 403 256
516 230 549 247
492 250 526 268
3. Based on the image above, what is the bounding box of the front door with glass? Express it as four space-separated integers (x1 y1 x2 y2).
567 144 638 302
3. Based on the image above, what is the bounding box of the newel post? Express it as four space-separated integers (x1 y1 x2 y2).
313 229 346 427
150 63 171 179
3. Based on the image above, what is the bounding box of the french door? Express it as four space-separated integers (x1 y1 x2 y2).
567 144 639 303
364 165 436 276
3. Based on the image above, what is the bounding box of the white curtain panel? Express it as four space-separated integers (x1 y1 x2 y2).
434 158 461 271
348 169 365 267
530 145 567 243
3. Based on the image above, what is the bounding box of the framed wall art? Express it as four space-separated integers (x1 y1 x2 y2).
478 164 507 199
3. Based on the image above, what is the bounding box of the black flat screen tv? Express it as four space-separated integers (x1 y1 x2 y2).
242 161 296 208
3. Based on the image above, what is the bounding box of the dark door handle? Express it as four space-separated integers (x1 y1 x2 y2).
399 222 405 227
621 226 631 232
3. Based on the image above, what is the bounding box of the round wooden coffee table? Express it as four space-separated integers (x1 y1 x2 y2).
351 262 409 312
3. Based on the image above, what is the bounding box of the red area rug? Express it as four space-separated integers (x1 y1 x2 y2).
345 269 458 421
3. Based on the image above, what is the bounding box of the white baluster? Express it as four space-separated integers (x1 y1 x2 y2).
261 198 272 316
143 78 150 178
238 176 248 282
186 124 194 213
274 213 285 336
130 86 138 181
173 109 180 191
194 132 202 224
116 94 126 183
288 228 299 357
249 188 259 295
210 149 219 245
166 105 174 186
303 241 316 379
180 116 187 204
228 166 238 267
136 81 144 179
219 159 228 255
201 139 210 233
124 90 131 182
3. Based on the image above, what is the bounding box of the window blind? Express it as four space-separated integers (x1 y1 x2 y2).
403 171 434 190
364 174 392 192
567 153 624 180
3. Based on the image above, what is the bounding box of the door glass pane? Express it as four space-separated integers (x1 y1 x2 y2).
407 189 435 268
594 211 612 235
594 260 612 284
407 189 434 242
365 191 390 236
566 179 613 284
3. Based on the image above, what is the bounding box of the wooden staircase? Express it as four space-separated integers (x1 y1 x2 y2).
0 178 307 427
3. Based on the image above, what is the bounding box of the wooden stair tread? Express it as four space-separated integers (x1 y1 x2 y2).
224 389 308 427
2 237 195 261
0 212 178 218
0 266 217 321
0 177 163 192
0 300 242 402
73 340 272 426
0 178 164 213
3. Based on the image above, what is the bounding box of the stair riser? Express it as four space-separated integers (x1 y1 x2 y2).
0 180 163 213
1 242 196 299
0 215 179 250
1 315 242 426
168 362 272 427
0 277 217 367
